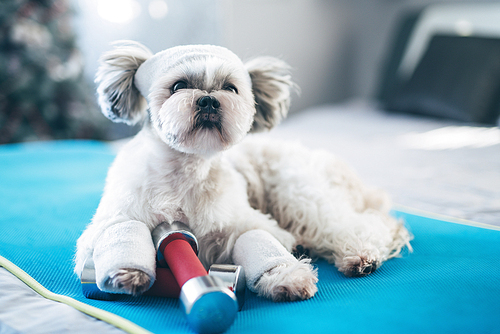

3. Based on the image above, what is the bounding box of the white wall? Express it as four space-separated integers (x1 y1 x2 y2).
217 0 354 113
73 0 500 117
73 0 354 114
218 0 500 113
73 0 222 83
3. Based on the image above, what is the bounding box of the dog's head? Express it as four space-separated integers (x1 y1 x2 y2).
95 41 296 155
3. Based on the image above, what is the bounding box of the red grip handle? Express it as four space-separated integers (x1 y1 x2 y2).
144 267 181 298
163 238 207 287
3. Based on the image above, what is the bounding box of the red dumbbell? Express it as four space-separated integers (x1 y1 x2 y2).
81 259 245 306
81 221 243 334
151 221 238 334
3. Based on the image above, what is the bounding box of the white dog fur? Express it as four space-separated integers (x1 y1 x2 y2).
74 41 412 302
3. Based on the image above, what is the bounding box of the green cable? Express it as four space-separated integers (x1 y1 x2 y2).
0 255 152 334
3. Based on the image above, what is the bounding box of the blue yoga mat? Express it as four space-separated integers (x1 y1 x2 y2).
0 140 499 334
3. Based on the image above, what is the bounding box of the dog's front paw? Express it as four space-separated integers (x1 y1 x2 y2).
107 269 151 296
255 259 318 302
339 255 379 277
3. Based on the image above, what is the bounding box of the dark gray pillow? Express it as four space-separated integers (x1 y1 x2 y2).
384 35 500 125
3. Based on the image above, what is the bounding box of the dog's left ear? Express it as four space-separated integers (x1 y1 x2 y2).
245 57 297 132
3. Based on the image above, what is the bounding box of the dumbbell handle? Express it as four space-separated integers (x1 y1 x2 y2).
161 238 208 287
144 267 181 298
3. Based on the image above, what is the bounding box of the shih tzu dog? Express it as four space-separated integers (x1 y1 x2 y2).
74 41 412 302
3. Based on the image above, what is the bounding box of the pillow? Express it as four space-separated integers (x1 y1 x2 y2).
384 35 500 124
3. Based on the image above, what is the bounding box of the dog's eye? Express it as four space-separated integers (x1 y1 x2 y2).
171 81 188 93
223 84 238 94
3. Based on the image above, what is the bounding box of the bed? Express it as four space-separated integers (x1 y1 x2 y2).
1 100 499 334
271 101 500 226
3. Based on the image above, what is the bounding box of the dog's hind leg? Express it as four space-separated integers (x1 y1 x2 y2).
233 139 412 277
255 145 412 277
272 183 412 277
311 209 412 277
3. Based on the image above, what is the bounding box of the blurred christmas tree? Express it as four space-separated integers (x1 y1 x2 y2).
0 0 106 143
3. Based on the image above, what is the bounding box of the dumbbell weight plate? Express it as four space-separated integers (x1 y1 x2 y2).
80 257 118 300
180 275 238 334
152 221 198 267
208 264 245 311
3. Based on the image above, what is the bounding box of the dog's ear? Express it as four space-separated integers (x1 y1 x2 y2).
95 41 153 125
245 57 297 132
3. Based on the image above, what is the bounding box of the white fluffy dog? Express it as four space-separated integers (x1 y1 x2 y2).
74 41 412 302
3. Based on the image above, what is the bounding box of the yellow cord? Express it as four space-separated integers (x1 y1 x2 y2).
0 255 152 334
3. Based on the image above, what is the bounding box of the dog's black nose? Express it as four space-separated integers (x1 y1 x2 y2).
198 96 220 110
197 96 221 124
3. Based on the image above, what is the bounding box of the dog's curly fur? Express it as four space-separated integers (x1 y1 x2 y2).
74 41 412 302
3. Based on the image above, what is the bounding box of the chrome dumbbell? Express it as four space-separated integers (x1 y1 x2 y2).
80 257 181 300
80 221 245 334
80 258 245 307
151 221 240 334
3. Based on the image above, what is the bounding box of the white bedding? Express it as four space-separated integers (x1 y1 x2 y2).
270 101 500 226
1 101 499 333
